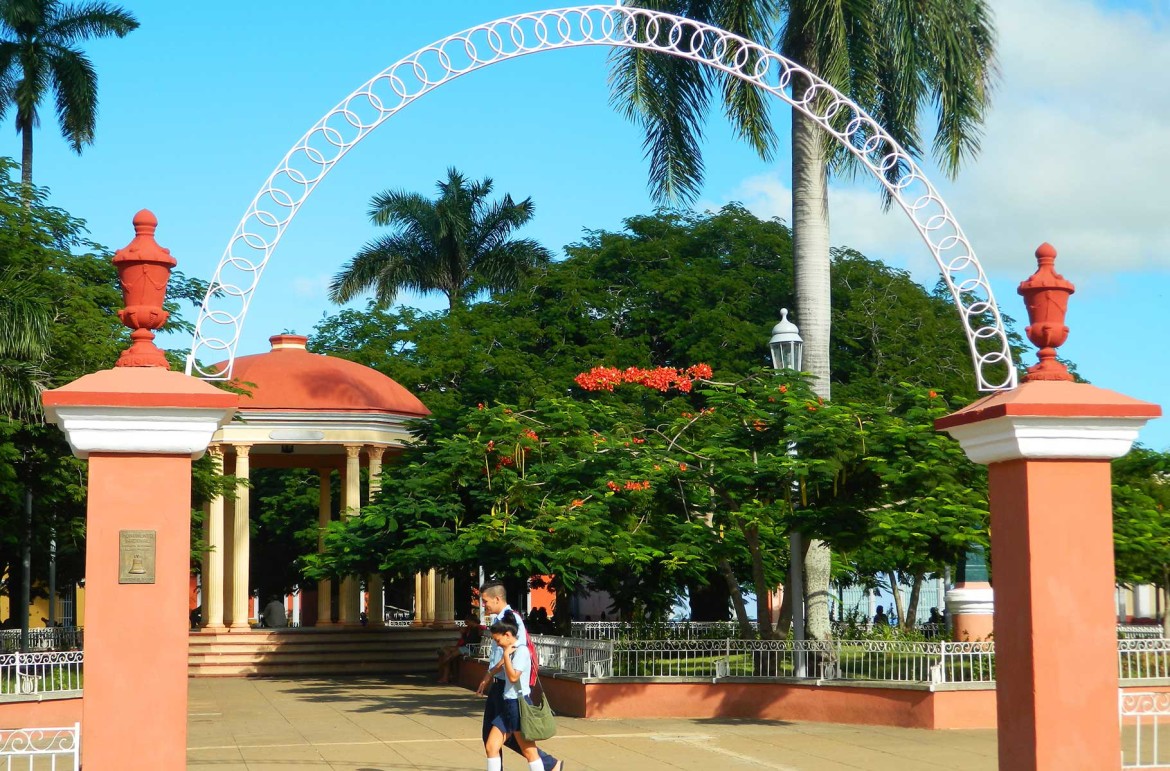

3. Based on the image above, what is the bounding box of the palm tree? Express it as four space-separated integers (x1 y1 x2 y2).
0 269 51 421
0 0 139 192
611 0 996 640
330 167 552 310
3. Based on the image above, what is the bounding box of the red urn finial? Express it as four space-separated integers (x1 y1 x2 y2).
1016 242 1076 382
112 209 177 368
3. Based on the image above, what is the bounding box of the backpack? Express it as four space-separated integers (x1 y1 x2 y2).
526 629 540 688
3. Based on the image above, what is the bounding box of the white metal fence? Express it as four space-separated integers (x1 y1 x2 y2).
569 621 753 640
520 636 1170 686
0 724 79 770
530 635 614 677
1122 691 1170 768
1121 625 1167 640
1120 639 1170 682
600 638 997 683
0 630 82 655
0 652 83 696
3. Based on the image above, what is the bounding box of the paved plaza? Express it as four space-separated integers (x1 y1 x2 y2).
187 676 998 771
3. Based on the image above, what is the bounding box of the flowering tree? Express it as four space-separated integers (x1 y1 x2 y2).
304 394 715 620
306 363 989 633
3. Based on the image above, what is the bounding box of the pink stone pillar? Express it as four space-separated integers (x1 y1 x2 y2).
42 211 237 771
936 245 1160 771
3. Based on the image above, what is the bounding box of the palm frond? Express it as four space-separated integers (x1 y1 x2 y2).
924 0 997 177
329 232 431 307
45 2 139 43
716 0 781 161
47 44 97 151
474 238 553 295
0 359 48 422
0 42 21 120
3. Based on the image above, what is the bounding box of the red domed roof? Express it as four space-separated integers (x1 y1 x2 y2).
224 334 430 416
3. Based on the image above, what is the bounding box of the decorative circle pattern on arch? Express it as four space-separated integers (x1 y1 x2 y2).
187 4 1017 391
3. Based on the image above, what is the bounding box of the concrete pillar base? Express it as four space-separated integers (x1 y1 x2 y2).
946 584 994 641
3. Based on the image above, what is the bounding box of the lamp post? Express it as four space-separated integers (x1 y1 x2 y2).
769 308 804 372
770 309 806 675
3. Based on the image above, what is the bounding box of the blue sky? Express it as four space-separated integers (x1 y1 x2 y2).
19 0 1170 448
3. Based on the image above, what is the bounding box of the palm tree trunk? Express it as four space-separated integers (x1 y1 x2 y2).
20 127 33 207
792 104 834 642
792 111 831 399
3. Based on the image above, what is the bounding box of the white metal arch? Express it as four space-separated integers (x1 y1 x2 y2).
187 5 1016 391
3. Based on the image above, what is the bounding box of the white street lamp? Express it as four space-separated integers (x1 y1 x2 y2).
769 308 804 371
770 308 806 675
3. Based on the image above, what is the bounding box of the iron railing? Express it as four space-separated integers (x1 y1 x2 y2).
0 651 83 696
603 638 996 683
0 724 79 770
1121 625 1166 640
477 633 1170 687
0 629 83 654
1122 691 1170 768
1120 639 1170 681
569 621 755 640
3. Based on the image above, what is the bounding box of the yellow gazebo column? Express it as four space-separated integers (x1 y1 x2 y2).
316 468 333 626
435 573 456 626
222 490 234 626
229 444 252 630
366 446 386 627
201 445 226 631
413 571 437 625
339 445 362 625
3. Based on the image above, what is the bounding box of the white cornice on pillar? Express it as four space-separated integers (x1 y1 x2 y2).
945 586 995 616
941 416 1149 465
45 404 236 459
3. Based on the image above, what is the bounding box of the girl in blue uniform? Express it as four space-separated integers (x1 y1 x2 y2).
483 612 543 771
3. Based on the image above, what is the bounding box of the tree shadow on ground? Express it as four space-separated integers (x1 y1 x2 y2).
274 674 486 718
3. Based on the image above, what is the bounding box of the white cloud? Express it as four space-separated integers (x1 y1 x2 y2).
717 0 1170 278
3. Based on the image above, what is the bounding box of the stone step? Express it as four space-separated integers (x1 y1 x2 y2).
188 627 460 678
189 660 437 677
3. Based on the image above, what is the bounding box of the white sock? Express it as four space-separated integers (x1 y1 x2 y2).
528 761 544 771
486 757 502 771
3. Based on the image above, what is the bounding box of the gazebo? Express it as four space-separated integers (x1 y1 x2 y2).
196 333 457 634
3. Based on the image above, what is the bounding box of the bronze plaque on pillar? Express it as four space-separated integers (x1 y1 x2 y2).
119 530 157 584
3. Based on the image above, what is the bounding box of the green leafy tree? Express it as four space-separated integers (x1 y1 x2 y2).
841 388 988 629
329 167 552 310
0 0 139 191
314 207 979 420
1113 447 1170 636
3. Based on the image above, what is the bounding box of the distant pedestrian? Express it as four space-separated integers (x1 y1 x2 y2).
873 605 889 627
438 612 483 683
261 596 287 628
477 580 562 771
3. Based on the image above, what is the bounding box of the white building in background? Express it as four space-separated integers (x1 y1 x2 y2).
1117 583 1164 623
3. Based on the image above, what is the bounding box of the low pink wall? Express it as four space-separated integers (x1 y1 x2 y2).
584 681 947 728
0 696 82 729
